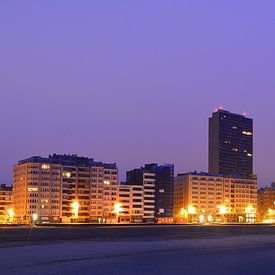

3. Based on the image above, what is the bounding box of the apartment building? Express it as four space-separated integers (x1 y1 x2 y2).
174 172 257 223
126 168 156 223
117 184 144 223
0 184 13 223
13 154 118 223
257 183 275 222
143 164 174 221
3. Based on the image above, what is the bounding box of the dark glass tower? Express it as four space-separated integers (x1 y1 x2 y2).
208 109 253 178
126 163 174 220
144 164 174 219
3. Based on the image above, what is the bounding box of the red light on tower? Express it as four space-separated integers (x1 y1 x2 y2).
213 105 223 113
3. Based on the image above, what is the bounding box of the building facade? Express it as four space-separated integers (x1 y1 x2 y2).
116 184 144 223
0 184 13 223
143 164 174 221
209 109 253 178
174 172 257 223
126 168 156 223
257 183 275 223
13 154 118 223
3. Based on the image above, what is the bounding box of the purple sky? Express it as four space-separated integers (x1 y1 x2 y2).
1 1 274 187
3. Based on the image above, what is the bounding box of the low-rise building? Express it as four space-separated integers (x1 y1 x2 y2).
257 183 275 223
0 184 13 223
174 172 257 223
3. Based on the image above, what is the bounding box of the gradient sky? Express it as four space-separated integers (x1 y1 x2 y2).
1 1 274 187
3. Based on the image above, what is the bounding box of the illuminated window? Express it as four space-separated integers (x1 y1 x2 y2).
42 164 50 169
242 131 253 136
63 172 71 178
28 187 38 192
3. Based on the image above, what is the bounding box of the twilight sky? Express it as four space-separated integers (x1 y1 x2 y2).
0 1 274 186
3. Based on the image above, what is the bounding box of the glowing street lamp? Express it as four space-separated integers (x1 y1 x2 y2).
188 205 196 215
71 201 79 219
218 205 227 215
180 208 188 218
32 213 38 223
7 208 15 223
217 205 227 223
7 208 15 218
113 203 122 223
187 205 196 223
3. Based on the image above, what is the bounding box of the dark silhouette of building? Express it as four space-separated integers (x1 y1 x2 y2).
209 109 253 178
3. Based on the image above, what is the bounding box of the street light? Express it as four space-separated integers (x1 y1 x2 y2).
217 205 227 223
113 203 122 223
7 208 15 223
71 201 79 220
32 213 38 223
188 205 196 223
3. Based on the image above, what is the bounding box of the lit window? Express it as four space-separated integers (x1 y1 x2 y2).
28 187 38 192
242 131 252 136
63 172 71 178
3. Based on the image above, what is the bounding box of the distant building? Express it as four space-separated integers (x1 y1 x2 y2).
143 164 174 220
257 183 275 222
126 168 156 223
0 184 13 223
174 172 257 223
13 154 118 223
209 109 253 178
116 184 144 223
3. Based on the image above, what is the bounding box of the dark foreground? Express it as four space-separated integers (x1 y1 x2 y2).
1 224 275 274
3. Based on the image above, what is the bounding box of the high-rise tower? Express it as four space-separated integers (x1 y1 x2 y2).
209 109 253 178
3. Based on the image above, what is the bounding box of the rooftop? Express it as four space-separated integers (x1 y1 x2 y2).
18 154 117 169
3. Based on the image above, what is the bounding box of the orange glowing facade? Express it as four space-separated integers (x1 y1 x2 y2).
13 154 118 223
116 184 144 223
174 172 257 223
257 183 275 222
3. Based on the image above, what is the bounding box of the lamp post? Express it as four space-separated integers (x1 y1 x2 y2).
180 208 188 223
113 203 122 223
188 205 196 223
32 213 38 224
71 201 79 222
218 205 227 223
7 208 15 223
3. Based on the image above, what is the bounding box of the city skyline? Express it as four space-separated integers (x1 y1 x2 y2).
1 1 275 187
1 107 272 187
